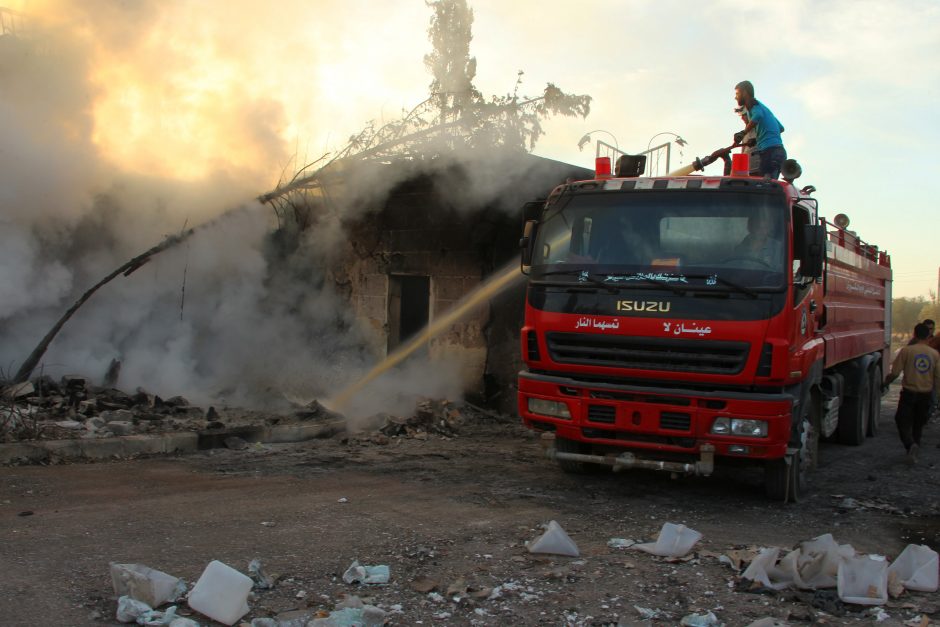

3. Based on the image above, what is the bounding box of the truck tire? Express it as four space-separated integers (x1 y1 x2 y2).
764 455 800 502
838 373 870 446
554 436 596 474
764 410 814 503
867 366 882 437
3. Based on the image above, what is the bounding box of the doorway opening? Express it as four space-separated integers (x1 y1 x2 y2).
387 275 430 354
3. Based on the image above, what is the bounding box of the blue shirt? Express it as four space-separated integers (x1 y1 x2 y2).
747 101 785 151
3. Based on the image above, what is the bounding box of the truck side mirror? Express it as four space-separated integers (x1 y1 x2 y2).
801 224 826 279
520 220 538 272
522 200 543 223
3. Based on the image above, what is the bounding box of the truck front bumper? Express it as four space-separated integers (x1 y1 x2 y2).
519 370 793 461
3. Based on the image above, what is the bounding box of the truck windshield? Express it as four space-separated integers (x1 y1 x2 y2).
532 190 788 290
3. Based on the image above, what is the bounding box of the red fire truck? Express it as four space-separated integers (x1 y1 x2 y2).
517 154 891 501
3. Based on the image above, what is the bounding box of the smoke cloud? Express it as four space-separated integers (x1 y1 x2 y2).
0 2 444 413
1 1 563 415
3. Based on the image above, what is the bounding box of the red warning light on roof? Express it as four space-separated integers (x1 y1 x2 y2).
595 156 612 178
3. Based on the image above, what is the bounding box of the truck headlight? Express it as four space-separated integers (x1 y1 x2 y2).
527 398 571 419
711 417 768 437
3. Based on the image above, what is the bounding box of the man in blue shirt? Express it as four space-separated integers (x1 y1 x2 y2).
733 80 786 179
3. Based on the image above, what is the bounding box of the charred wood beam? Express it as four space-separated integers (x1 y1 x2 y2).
13 229 195 385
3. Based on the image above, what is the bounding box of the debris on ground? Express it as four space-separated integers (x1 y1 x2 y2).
887 544 939 592
607 537 637 549
1 375 220 442
377 399 463 439
526 520 580 557
115 596 183 625
410 575 439 593
680 610 721 626
634 605 665 620
308 604 386 627
741 533 854 591
342 560 390 585
110 563 186 608
247 558 275 590
838 554 888 605
187 560 252 625
744 618 789 627
736 532 937 607
632 522 702 558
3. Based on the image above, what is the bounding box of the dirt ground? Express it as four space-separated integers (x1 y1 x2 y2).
1 389 938 626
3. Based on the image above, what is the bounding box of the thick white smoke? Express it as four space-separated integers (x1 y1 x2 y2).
0 8 446 411
1 2 581 416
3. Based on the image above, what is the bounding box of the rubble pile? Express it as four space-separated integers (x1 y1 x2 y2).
1 370 516 463
1 375 211 442
375 399 464 440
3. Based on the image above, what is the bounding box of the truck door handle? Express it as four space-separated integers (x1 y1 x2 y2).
809 300 817 313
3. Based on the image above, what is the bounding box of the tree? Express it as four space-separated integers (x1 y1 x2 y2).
261 0 592 215
422 0 590 152
917 292 940 327
892 295 929 338
424 0 480 130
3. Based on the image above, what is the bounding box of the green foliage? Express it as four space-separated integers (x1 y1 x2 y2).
424 0 480 124
420 0 591 153
892 295 930 336
917 292 940 327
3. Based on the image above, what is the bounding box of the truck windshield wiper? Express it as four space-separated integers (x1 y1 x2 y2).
619 275 687 295
685 274 758 299
533 269 618 292
536 270 687 295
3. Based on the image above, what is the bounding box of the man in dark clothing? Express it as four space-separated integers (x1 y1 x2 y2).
733 80 786 179
885 323 940 463
907 318 935 345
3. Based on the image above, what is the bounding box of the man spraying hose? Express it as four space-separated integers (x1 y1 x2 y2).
733 80 787 179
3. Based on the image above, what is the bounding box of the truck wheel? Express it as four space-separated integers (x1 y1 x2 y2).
764 412 813 503
764 454 801 503
838 374 870 446
867 366 882 437
554 436 594 474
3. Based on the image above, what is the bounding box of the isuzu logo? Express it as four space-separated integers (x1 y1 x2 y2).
616 300 672 313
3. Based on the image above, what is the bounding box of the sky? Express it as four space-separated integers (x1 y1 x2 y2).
5 0 937 298
1 0 938 404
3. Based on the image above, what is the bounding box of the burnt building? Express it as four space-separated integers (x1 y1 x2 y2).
331 152 591 411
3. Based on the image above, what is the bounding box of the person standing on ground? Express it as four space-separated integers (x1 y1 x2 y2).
884 322 940 463
907 318 936 345
733 80 786 179
905 319 940 418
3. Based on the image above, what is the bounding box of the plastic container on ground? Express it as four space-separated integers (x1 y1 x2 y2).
887 544 939 592
527 520 580 557
110 563 185 608
633 522 702 557
837 555 888 605
187 560 252 625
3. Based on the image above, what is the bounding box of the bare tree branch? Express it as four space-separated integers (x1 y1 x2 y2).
13 229 195 384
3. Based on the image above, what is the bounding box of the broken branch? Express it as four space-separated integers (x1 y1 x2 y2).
13 229 195 384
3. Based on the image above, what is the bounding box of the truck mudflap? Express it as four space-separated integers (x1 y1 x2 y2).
542 433 716 476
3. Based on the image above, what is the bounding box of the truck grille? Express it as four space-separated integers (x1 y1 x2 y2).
587 405 616 424
660 412 691 431
546 333 749 375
